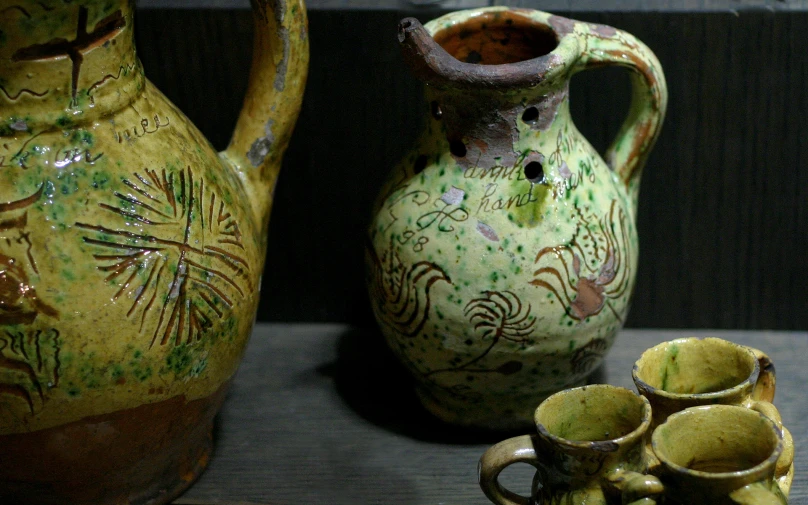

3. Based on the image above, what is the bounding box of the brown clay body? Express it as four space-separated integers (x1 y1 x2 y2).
0 1 308 503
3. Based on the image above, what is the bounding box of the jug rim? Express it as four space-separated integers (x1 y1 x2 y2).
399 7 581 90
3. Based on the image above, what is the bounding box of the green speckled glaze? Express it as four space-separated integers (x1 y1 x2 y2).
366 8 668 430
0 0 307 503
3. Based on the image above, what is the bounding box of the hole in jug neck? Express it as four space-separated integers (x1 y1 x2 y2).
433 12 558 66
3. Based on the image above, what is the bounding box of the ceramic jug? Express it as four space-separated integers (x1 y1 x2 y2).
366 7 667 429
0 1 308 503
479 385 664 505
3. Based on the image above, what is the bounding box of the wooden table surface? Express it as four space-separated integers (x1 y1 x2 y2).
173 324 807 505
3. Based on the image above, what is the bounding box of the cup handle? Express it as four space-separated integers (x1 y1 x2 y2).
478 435 541 505
748 346 776 403
573 23 668 200
604 468 664 505
729 484 785 505
745 400 794 496
775 429 795 497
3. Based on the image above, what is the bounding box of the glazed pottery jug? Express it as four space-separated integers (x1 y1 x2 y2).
651 405 789 504
366 7 667 429
478 385 664 505
632 337 794 492
0 0 308 503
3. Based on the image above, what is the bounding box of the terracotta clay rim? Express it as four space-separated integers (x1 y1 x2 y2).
398 8 580 90
632 337 759 401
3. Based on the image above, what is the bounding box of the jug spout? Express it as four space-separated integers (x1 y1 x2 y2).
398 15 578 91
221 0 309 235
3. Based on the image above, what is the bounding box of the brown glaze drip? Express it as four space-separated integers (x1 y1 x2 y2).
0 381 231 505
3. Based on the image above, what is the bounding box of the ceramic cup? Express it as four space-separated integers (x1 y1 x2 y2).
478 385 663 505
651 405 788 504
632 337 794 493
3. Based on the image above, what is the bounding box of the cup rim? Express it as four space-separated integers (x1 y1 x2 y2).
651 404 783 479
534 384 652 450
632 337 759 400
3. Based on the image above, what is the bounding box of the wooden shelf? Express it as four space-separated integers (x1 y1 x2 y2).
172 324 807 504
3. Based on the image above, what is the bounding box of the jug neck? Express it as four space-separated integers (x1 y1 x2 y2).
425 83 570 171
0 0 143 133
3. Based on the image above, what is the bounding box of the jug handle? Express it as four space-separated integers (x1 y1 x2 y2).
573 24 668 201
221 0 309 232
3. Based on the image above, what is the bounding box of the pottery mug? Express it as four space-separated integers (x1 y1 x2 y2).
651 405 788 504
632 337 794 492
478 385 664 505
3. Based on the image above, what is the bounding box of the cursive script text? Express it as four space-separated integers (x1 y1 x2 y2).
115 114 170 143
477 183 539 215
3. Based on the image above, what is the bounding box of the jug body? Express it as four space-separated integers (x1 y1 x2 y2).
367 8 666 429
0 0 308 503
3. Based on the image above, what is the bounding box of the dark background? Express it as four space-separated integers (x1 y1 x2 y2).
135 1 808 329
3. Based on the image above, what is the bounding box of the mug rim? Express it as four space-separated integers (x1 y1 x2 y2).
651 404 783 479
534 384 652 449
632 337 759 400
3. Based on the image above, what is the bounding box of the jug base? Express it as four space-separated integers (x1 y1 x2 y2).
414 381 586 431
0 381 230 505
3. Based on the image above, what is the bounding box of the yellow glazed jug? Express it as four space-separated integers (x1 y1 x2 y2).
0 1 308 503
367 8 667 430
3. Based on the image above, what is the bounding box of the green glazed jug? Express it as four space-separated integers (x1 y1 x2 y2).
366 7 667 430
0 0 308 503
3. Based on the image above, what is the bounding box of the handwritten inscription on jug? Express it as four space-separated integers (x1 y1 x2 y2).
114 113 170 144
77 166 251 348
383 188 469 253
1 134 103 170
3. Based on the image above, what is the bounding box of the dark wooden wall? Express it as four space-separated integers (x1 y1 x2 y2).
135 5 808 329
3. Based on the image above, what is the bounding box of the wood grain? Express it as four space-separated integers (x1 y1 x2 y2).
172 324 807 504
136 9 808 329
